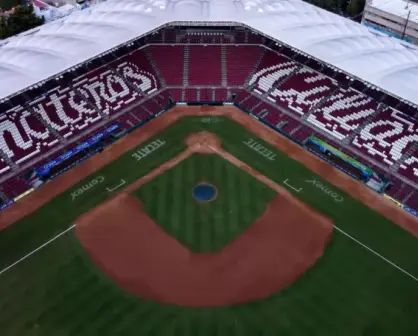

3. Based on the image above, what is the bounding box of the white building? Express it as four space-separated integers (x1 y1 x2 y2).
362 0 418 45
30 0 76 22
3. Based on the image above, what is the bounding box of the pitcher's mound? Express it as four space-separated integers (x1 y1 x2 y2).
75 192 333 307
192 183 218 203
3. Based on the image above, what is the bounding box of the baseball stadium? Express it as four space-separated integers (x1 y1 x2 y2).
1 0 418 334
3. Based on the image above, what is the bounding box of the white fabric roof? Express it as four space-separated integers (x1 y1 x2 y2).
1 0 418 105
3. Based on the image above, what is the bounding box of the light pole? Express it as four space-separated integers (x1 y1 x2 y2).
401 8 411 40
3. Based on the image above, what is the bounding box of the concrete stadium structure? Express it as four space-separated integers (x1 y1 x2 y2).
1 0 418 214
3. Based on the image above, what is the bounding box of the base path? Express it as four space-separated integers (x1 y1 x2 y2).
2 106 417 237
75 191 333 307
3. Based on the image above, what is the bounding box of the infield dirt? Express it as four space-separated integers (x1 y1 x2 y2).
75 191 332 307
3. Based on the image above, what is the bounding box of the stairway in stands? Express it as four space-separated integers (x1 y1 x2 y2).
0 189 8 203
74 86 108 119
144 48 166 87
221 45 227 87
402 188 415 204
245 47 267 88
301 86 341 122
341 103 385 146
236 91 253 106
29 106 68 145
289 123 305 136
106 63 164 114
127 111 141 124
0 149 16 170
262 64 302 98
183 46 189 87
393 182 415 204
392 141 418 173
108 65 142 97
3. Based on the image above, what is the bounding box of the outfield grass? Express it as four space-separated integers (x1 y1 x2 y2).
0 114 418 335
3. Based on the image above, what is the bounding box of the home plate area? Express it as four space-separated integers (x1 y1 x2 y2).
75 171 333 307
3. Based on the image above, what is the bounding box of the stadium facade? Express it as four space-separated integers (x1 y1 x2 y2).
1 0 418 217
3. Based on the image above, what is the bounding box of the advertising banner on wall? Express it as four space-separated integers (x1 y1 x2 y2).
35 124 119 176
307 136 375 177
0 200 14 211
383 194 404 208
404 206 418 218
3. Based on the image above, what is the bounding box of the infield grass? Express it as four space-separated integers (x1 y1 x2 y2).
134 153 276 252
0 113 418 335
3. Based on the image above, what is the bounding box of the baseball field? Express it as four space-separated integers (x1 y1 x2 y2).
0 106 418 335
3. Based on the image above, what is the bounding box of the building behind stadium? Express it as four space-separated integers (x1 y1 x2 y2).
362 0 418 45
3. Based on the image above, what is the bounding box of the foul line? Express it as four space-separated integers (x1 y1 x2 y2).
106 179 126 192
2 222 416 285
0 224 75 277
334 225 418 283
283 179 302 193
209 146 418 284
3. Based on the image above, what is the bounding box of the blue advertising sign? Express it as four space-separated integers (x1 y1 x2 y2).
404 206 418 218
0 200 14 211
36 124 119 176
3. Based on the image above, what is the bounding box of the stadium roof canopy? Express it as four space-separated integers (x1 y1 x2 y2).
1 0 418 105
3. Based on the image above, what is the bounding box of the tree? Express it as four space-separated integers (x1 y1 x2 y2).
0 5 44 39
303 0 345 14
346 0 366 20
0 16 7 39
302 0 365 18
0 0 21 12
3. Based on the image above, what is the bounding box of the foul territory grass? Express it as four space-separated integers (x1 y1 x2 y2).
0 113 418 334
0 118 194 270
